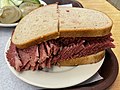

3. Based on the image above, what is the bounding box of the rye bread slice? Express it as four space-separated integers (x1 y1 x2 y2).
59 7 112 37
12 4 59 49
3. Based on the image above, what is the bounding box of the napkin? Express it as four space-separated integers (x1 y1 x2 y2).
80 72 103 85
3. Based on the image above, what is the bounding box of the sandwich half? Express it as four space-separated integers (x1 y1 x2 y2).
6 4 115 71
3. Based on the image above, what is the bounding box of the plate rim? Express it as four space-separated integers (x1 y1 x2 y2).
0 23 18 27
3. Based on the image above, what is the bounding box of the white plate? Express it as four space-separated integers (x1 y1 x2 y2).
4 38 104 89
39 0 47 5
0 23 18 27
0 0 47 27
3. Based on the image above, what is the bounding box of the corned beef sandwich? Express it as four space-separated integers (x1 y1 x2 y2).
6 4 115 71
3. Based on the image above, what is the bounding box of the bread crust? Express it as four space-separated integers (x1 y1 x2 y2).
58 50 105 66
59 26 112 37
14 32 59 49
59 7 113 37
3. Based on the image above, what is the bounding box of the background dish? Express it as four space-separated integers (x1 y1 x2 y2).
0 0 47 27
0 23 18 27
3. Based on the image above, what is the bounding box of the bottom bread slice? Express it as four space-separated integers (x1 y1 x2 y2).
58 50 105 66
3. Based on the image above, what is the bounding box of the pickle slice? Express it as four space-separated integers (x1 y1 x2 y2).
10 0 23 6
19 2 40 17
0 8 3 16
0 6 22 24
0 0 14 8
23 0 40 4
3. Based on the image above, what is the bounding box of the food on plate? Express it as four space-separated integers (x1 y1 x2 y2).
19 2 41 17
0 6 22 24
6 4 115 71
0 0 15 8
0 8 3 16
10 0 23 6
23 0 40 4
0 0 44 24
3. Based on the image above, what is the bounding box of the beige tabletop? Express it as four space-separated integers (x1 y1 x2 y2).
78 0 120 89
0 0 119 89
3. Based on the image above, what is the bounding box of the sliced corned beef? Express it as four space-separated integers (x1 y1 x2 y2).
7 33 115 71
46 57 52 68
40 61 46 68
48 40 60 55
6 42 22 71
18 45 39 70
52 55 60 63
39 43 48 63
23 61 30 71
60 40 85 60
44 42 51 57
35 63 39 70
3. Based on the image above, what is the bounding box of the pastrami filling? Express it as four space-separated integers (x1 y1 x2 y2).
6 34 115 71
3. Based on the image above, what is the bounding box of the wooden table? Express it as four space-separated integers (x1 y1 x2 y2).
77 0 120 89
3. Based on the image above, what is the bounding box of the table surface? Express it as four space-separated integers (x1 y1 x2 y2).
78 0 120 89
0 28 42 90
0 0 120 90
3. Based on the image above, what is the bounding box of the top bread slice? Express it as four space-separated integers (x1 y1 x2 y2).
12 4 113 49
12 4 59 49
59 7 112 37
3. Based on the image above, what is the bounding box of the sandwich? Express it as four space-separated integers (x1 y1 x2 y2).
6 4 115 72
